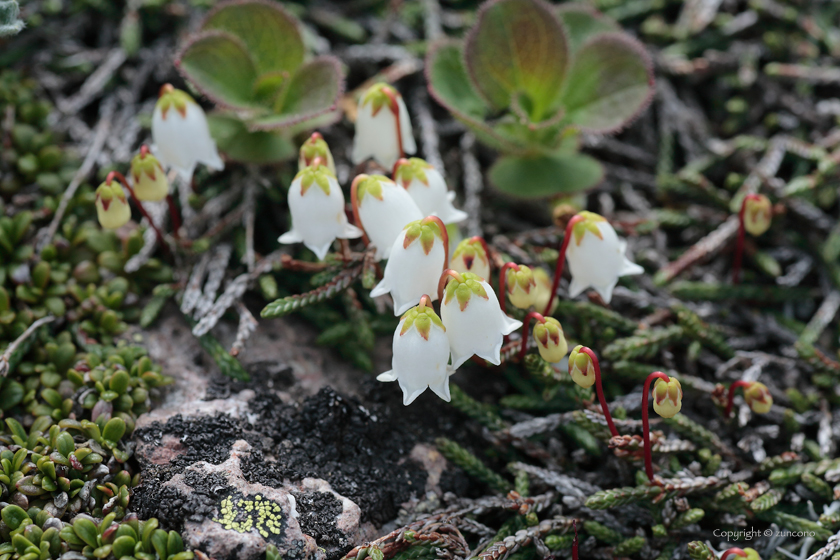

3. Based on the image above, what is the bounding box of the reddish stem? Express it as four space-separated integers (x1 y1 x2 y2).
350 175 371 247
518 311 546 362
732 194 761 284
724 379 752 418
437 269 465 305
418 294 432 310
721 549 747 560
106 171 168 252
579 347 619 439
642 371 671 482
392 158 410 182
544 215 584 316
381 86 404 161
423 215 449 269
166 194 181 240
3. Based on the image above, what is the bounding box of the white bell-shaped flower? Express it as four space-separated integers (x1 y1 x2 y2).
351 82 416 170
450 237 491 280
279 164 362 260
351 174 422 260
440 271 522 369
151 84 224 182
393 158 467 225
371 217 448 315
565 211 644 303
377 297 452 405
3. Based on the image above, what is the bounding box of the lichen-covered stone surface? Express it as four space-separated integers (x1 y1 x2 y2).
129 311 474 560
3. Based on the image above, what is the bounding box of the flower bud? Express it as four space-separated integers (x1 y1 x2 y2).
505 265 538 310
566 211 643 303
378 299 451 405
450 237 490 280
371 217 447 315
440 272 522 369
743 549 761 560
532 267 557 315
279 164 362 260
652 377 682 419
744 381 772 414
568 345 596 388
743 194 772 237
393 158 467 225
533 317 567 363
152 84 223 181
352 83 416 170
353 174 422 260
298 132 336 175
95 181 131 230
130 147 168 202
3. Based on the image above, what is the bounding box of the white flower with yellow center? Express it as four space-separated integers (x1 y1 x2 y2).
393 158 467 225
279 164 362 260
378 297 452 405
351 83 416 170
440 271 522 369
565 211 643 303
351 174 422 260
371 217 448 315
151 84 224 181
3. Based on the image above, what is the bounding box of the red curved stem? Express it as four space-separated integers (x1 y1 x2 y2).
544 215 584 316
732 197 748 284
350 175 371 247
437 269 465 305
721 549 747 560
381 86 404 160
725 379 752 418
423 215 449 270
166 194 181 240
580 347 619 438
518 311 546 362
139 144 150 158
642 371 671 482
418 294 432 310
106 171 168 252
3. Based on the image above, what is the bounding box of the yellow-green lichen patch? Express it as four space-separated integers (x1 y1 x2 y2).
213 494 284 539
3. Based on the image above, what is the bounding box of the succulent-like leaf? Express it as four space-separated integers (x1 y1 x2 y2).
248 57 344 131
488 153 604 198
465 0 568 121
176 31 259 109
426 41 520 153
555 4 619 54
558 33 654 133
201 0 304 75
208 113 296 164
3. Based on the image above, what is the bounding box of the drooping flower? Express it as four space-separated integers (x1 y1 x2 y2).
377 296 452 405
351 83 416 170
503 264 538 310
130 145 168 202
743 381 773 414
95 181 131 230
152 84 224 181
393 158 467 225
351 174 422 260
440 271 522 369
743 194 772 236
371 217 448 315
533 317 567 363
298 132 336 176
568 345 596 389
450 237 491 280
652 377 683 418
279 164 362 260
565 211 643 303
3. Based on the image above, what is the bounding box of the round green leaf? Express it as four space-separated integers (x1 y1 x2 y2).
488 153 604 198
555 4 619 54
207 113 296 164
177 31 258 109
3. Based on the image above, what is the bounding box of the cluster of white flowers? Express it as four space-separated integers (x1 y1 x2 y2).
277 82 645 406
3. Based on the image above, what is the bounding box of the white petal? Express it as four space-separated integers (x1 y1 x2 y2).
397 95 417 156
594 280 618 303
441 280 511 370
151 102 222 181
500 314 523 335
279 230 303 243
388 321 451 405
377 370 398 382
283 176 352 261
429 375 452 402
370 277 391 298
352 102 401 169
620 259 644 277
568 276 587 298
341 223 364 239
404 169 466 225
358 181 422 259
378 229 446 315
